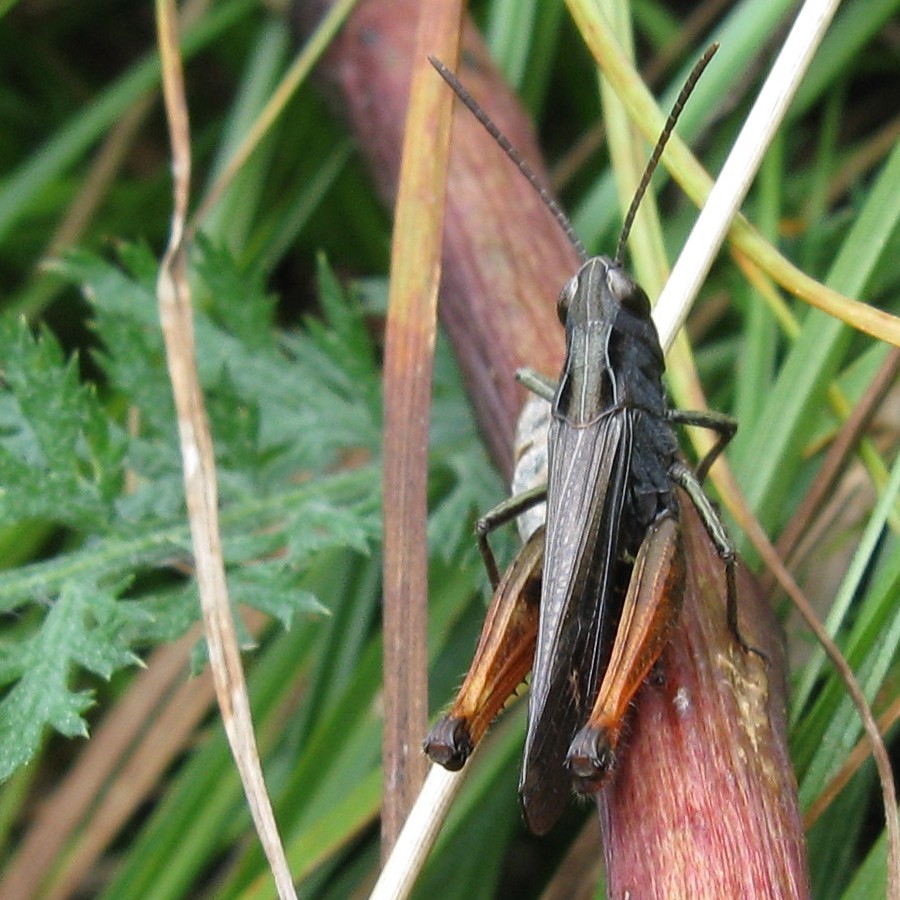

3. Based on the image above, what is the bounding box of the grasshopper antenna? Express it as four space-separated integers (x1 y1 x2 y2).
614 43 719 265
429 56 588 263
430 45 717 267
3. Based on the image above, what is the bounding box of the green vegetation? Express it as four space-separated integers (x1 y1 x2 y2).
0 1 898 897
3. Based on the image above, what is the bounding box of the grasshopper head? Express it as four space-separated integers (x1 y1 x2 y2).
557 256 651 330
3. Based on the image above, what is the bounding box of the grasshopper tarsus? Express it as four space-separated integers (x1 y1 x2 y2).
725 560 769 663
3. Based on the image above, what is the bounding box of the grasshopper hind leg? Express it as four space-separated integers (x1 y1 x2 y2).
669 462 766 661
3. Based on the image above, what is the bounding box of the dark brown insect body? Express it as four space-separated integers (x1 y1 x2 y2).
424 51 748 835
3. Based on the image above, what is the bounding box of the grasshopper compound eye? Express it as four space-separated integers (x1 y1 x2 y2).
607 264 651 318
